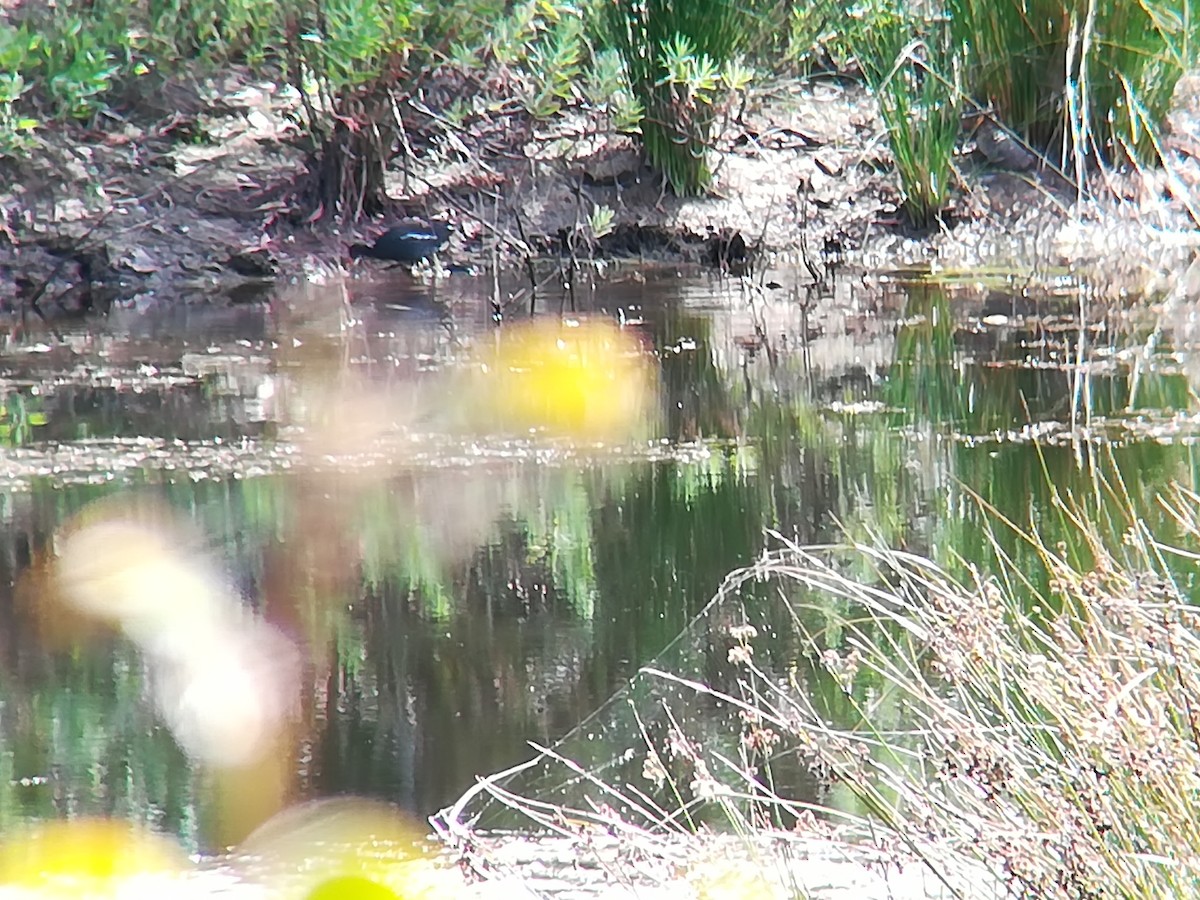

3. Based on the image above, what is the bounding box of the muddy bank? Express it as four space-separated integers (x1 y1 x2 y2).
3 67 1200 314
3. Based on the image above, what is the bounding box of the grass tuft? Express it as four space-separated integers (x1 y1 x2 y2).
447 475 1200 898
599 0 751 197
844 4 962 227
946 0 1198 169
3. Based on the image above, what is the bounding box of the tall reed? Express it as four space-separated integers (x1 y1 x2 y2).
600 0 750 196
846 5 961 226
945 0 1198 168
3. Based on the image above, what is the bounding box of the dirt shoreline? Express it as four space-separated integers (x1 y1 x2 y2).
2 68 1200 316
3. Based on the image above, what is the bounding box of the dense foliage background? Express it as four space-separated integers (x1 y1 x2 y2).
1 0 1196 222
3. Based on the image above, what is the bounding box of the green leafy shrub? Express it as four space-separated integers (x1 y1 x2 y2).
740 1 832 75
600 0 752 196
522 11 584 118
0 9 129 123
44 16 127 119
584 48 642 133
0 28 39 154
143 0 278 63
288 0 601 216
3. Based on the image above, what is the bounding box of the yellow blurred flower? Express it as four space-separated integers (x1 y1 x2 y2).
239 799 465 900
471 319 655 439
0 819 188 895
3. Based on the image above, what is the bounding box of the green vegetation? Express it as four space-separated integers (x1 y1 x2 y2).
835 0 1197 223
843 4 961 225
599 0 751 196
945 0 1197 168
2 0 1195 217
0 0 602 216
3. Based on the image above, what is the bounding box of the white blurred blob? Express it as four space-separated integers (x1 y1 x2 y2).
157 621 298 768
54 502 299 768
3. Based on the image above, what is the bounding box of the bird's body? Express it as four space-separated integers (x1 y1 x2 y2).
349 219 451 264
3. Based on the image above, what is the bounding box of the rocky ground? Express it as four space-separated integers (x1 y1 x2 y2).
3 66 1200 316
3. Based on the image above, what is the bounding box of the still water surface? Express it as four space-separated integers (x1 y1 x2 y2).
0 266 1195 851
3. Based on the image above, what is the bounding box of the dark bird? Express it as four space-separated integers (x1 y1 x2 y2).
348 219 451 264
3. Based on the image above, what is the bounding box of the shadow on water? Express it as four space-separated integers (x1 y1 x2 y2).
0 265 1198 849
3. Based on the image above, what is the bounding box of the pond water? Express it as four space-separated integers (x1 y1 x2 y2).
0 264 1196 853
